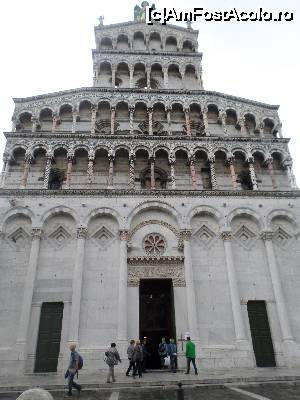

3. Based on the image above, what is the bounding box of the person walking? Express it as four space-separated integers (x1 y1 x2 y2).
126 339 135 376
168 338 177 373
185 337 198 375
132 340 143 378
66 343 82 396
105 343 121 383
158 337 168 368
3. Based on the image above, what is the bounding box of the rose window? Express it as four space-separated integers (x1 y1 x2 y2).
143 233 166 256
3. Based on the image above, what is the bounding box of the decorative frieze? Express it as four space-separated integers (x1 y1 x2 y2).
128 264 185 287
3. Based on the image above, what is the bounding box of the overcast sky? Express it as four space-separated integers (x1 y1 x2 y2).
0 0 299 183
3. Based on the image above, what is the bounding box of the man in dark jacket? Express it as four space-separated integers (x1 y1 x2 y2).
67 343 82 396
167 338 177 372
126 339 135 376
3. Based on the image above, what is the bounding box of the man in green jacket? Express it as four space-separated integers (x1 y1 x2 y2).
185 337 198 375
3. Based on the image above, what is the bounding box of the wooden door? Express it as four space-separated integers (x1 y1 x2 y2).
34 302 64 372
247 301 276 367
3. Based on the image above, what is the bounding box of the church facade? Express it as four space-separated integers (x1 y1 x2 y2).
0 4 300 376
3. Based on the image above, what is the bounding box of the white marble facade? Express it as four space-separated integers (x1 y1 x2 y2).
0 4 300 377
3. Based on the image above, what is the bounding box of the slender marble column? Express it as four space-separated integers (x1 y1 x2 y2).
185 109 191 136
107 155 114 189
129 156 135 190
31 117 38 133
52 114 58 133
146 67 151 89
150 157 155 189
283 160 298 189
181 230 199 340
221 230 248 343
72 112 77 133
169 161 176 189
202 106 209 136
110 107 116 134
248 159 258 190
209 159 218 189
261 231 294 341
0 156 10 188
166 107 172 135
239 117 247 136
148 108 153 135
163 67 168 88
20 155 32 189
117 230 129 342
129 106 134 135
15 228 42 355
220 110 227 135
68 227 87 344
129 67 134 88
266 158 277 190
43 155 53 189
228 157 237 191
91 107 97 134
65 156 74 189
87 153 95 185
189 159 197 190
111 67 116 87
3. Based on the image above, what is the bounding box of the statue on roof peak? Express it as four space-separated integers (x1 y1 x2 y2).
134 2 155 21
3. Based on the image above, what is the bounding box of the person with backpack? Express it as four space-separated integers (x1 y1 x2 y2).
66 343 82 396
105 343 121 383
158 337 168 368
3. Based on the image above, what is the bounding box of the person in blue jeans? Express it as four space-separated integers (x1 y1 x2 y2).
158 338 168 368
167 338 177 372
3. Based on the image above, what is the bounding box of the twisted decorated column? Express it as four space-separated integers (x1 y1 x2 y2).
43 155 53 189
261 231 294 342
68 227 87 344
146 66 151 89
220 110 227 135
129 106 134 135
221 230 248 343
20 154 33 189
169 153 176 189
129 66 134 88
117 230 129 342
16 228 42 357
181 230 199 340
209 157 218 190
111 66 116 87
87 151 95 185
72 111 78 133
129 153 135 190
91 106 97 134
248 158 258 190
163 67 168 88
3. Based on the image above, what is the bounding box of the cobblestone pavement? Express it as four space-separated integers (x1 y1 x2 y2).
1 383 300 400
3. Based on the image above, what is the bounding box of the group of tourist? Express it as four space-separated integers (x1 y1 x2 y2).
66 337 198 395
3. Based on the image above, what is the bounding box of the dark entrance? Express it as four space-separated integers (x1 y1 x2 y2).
247 300 276 367
139 279 176 369
34 302 64 372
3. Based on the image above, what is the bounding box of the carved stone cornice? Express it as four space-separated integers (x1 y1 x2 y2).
0 189 299 198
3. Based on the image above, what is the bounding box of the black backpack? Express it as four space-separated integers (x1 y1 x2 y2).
78 354 83 370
